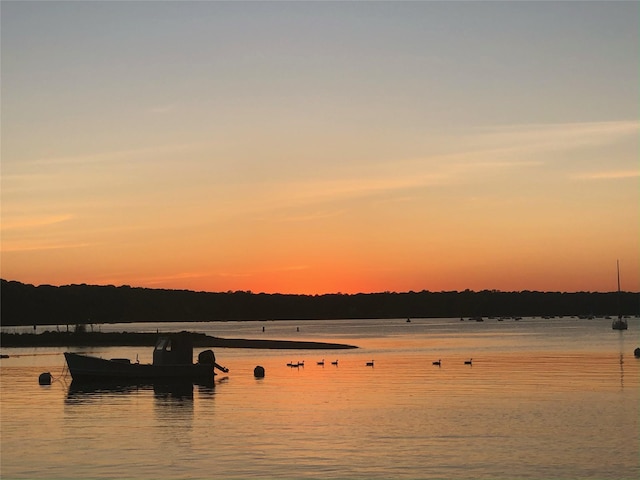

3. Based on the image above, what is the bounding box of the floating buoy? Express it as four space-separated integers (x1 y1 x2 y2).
254 365 265 378
38 372 52 385
634 347 640 358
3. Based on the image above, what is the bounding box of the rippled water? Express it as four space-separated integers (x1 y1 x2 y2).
1 317 638 479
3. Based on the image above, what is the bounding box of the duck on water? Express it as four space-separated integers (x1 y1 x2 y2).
64 333 228 382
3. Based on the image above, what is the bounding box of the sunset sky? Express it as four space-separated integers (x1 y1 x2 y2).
2 1 638 294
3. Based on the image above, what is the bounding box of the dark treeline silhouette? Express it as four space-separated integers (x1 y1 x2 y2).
1 279 638 327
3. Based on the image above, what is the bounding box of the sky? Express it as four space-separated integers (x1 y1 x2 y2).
1 1 638 295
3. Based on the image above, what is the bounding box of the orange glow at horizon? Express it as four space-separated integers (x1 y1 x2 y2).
2 246 638 294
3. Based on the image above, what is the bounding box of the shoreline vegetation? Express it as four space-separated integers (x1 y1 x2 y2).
0 331 358 350
2 279 639 326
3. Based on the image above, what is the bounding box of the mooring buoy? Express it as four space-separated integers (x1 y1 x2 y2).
38 372 52 385
254 365 265 378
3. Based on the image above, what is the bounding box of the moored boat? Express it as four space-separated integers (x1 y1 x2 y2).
64 333 228 381
612 260 628 331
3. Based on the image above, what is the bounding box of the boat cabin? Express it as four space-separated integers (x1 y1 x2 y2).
152 334 194 366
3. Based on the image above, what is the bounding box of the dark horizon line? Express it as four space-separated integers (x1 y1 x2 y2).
2 278 637 296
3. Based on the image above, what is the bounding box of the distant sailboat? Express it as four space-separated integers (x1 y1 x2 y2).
612 260 628 330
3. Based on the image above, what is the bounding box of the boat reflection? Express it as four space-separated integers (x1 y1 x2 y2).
619 353 624 390
66 377 225 403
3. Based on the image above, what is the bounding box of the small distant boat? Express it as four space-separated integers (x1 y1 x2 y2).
612 260 628 331
64 333 228 382
612 318 628 330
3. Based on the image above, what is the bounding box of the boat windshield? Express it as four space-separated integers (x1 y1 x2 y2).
155 338 171 351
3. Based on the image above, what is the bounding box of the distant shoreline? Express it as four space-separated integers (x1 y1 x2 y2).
0 331 358 350
4 279 639 325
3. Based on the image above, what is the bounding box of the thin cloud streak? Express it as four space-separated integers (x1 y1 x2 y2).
303 121 636 197
6 142 206 170
573 170 640 181
469 120 639 153
1 241 93 253
1 214 74 230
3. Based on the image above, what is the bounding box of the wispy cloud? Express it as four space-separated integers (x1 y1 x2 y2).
271 209 347 223
148 104 176 114
1 241 92 253
573 170 640 181
286 171 450 204
467 120 640 153
140 271 214 286
1 214 74 230
5 142 205 171
288 121 640 204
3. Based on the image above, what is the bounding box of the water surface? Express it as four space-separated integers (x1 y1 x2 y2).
1 317 638 479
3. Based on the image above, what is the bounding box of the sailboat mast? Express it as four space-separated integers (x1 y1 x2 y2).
611 259 628 330
617 260 621 320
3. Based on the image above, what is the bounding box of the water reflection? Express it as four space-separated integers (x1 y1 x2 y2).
619 353 624 390
66 378 223 404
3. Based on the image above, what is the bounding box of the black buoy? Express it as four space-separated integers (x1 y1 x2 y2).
38 372 52 385
634 347 640 358
254 365 265 378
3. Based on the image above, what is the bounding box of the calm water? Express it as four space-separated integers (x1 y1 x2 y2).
1 317 639 479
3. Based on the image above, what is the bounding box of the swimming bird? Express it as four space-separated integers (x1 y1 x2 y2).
432 359 441 366
331 360 339 366
366 360 374 367
464 358 473 365
317 359 324 366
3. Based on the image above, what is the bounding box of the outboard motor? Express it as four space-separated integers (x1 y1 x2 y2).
198 349 229 373
198 349 216 365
